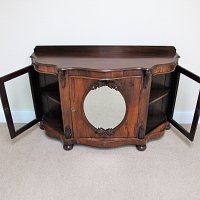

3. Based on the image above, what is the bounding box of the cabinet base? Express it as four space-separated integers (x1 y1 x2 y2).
42 120 168 151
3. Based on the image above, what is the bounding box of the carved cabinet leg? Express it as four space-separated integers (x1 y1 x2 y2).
136 144 147 151
63 144 74 151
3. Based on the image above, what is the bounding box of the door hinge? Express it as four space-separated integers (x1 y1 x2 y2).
142 69 150 89
64 127 72 139
138 125 145 139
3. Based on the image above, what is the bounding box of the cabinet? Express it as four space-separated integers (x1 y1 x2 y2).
0 46 199 151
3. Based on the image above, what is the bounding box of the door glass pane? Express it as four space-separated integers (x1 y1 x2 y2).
4 73 36 130
173 74 199 132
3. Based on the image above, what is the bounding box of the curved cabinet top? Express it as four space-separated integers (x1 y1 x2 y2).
31 46 179 76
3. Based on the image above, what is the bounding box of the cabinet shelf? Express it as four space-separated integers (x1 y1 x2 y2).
149 89 170 105
43 112 63 132
45 91 60 104
146 112 167 133
41 83 60 104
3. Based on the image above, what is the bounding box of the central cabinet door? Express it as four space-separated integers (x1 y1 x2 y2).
70 76 142 138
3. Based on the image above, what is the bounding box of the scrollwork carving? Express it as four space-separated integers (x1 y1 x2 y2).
96 128 115 136
91 80 118 91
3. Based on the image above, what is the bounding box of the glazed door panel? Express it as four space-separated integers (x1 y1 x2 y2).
70 76 142 138
0 66 41 139
169 65 200 141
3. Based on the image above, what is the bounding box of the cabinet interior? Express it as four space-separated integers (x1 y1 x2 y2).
38 73 63 132
146 72 173 133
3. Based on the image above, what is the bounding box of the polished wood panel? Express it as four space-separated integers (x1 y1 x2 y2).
33 46 177 57
70 75 142 138
31 46 179 75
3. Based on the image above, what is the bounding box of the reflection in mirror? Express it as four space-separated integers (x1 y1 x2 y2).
173 74 199 132
83 86 126 129
4 74 36 130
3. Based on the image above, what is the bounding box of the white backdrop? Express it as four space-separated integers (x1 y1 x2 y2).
0 0 199 123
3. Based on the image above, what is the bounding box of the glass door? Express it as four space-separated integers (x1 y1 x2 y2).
169 65 200 141
0 65 41 138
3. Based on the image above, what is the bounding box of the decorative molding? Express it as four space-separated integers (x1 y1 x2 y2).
96 128 115 136
91 80 118 91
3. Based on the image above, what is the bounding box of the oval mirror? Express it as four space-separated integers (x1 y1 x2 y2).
83 86 126 129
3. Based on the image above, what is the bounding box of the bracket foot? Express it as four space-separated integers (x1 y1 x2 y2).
136 144 146 151
63 144 74 151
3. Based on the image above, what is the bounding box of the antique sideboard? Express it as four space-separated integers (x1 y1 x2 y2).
0 46 199 151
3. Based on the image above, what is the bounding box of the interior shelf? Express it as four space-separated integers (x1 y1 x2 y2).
45 91 60 104
43 112 63 132
149 88 170 105
146 112 167 133
41 83 60 104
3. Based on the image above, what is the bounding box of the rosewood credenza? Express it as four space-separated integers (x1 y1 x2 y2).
0 46 199 151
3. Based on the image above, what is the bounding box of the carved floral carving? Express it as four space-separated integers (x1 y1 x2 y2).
96 128 115 136
91 80 118 91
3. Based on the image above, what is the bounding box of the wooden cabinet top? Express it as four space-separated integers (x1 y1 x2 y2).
31 46 179 75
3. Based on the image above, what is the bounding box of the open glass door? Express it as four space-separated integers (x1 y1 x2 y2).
169 65 200 141
0 65 41 139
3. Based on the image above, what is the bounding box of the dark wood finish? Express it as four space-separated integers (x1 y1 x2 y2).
31 46 179 75
1 46 199 151
33 46 177 57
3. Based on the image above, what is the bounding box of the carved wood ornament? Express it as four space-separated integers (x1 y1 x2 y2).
96 128 115 136
89 80 120 136
91 80 119 91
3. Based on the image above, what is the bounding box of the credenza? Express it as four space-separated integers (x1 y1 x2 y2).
0 46 199 151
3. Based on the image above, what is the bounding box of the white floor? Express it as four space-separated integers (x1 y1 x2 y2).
0 124 199 200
